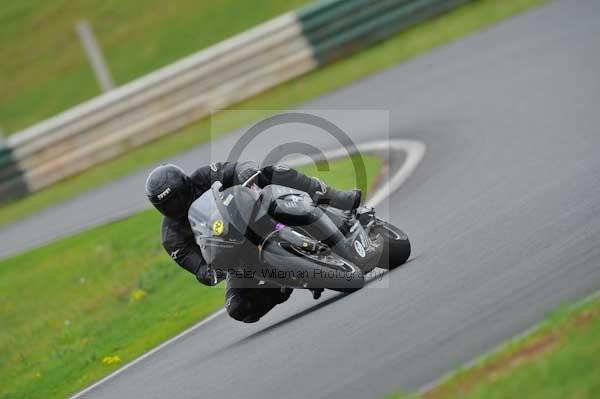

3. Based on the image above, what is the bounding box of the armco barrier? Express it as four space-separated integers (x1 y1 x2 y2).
299 0 469 64
0 142 28 201
0 0 468 202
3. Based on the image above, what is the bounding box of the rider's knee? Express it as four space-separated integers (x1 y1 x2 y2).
275 287 293 304
225 294 261 323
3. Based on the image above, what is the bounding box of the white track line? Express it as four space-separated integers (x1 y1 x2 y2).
363 140 426 208
69 138 426 398
284 139 426 208
70 309 227 398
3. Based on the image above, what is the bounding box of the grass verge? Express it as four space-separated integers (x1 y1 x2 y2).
385 294 600 399
0 155 381 399
0 0 547 228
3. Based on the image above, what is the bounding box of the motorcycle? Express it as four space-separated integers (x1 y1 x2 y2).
188 173 411 295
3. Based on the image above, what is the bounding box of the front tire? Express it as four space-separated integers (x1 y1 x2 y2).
261 239 365 293
371 220 411 270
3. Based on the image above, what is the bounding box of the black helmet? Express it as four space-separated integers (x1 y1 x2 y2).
145 164 194 219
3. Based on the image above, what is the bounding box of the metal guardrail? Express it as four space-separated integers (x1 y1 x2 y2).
0 0 468 202
0 144 27 201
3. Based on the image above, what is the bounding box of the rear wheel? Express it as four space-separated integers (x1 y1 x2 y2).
261 239 365 293
371 220 411 270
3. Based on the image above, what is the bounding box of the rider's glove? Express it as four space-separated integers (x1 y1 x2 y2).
196 264 225 286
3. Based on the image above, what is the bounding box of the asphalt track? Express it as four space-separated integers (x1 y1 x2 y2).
4 0 600 397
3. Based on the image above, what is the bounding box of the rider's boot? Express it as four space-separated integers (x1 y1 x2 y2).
318 187 362 211
310 177 361 211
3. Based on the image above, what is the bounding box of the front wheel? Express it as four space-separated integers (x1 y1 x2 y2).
261 239 365 293
371 220 411 270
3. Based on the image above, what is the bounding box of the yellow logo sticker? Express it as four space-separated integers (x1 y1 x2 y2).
212 220 224 236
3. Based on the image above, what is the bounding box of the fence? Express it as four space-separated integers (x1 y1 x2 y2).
0 0 468 202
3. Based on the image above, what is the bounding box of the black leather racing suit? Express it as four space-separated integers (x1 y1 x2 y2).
161 161 327 323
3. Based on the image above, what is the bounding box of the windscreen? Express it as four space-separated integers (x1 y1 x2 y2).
220 185 260 238
188 190 227 246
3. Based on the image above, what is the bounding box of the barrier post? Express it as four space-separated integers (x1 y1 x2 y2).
76 20 114 92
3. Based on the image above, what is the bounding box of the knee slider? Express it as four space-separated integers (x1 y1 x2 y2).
226 295 260 323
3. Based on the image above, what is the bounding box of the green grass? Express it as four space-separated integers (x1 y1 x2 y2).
385 296 600 399
0 0 547 227
0 0 312 134
0 155 381 399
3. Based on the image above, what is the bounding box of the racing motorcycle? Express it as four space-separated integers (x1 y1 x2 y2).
188 173 411 295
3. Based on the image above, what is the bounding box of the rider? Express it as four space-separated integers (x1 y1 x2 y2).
145 161 361 323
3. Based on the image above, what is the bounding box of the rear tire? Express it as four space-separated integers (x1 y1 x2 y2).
372 220 411 270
